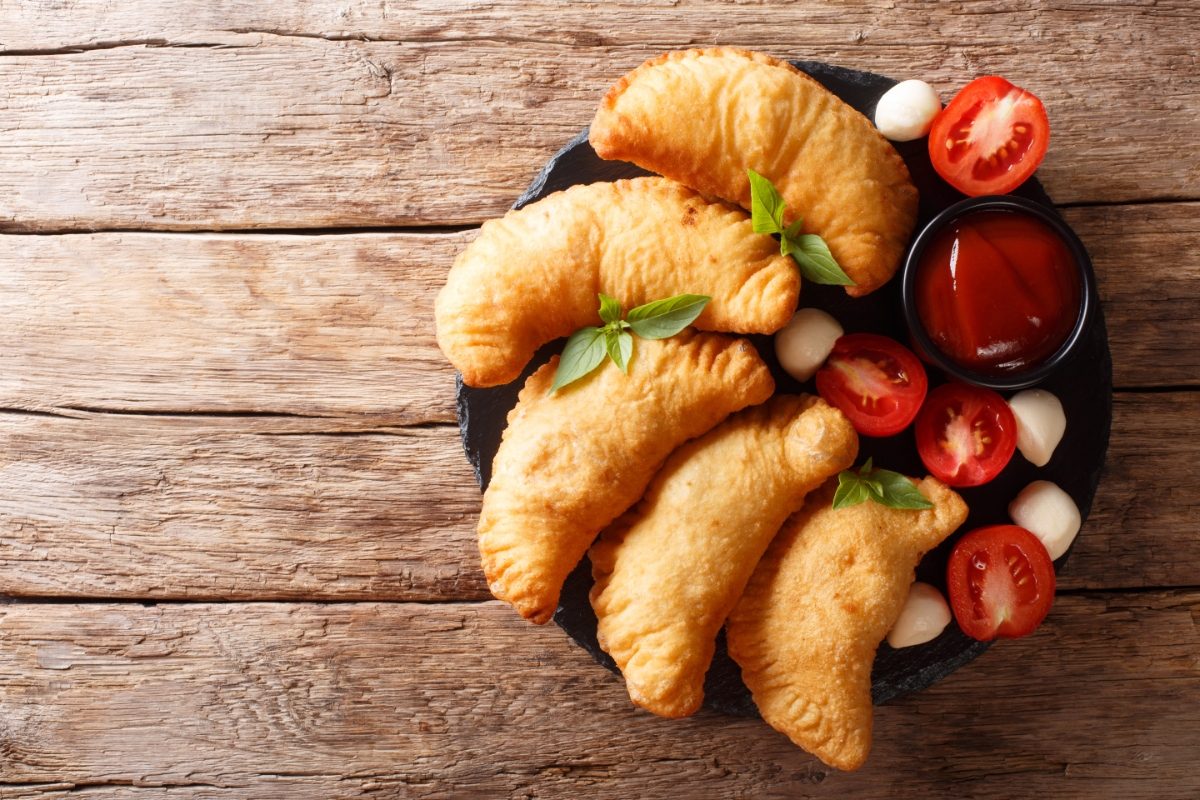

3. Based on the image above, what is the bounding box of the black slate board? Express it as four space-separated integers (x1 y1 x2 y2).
456 61 1112 716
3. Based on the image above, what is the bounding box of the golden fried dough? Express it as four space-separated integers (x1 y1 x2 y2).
726 478 968 771
480 331 774 624
590 48 918 297
436 176 799 387
589 396 857 718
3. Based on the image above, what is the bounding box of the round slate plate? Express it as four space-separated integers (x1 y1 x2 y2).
457 61 1112 715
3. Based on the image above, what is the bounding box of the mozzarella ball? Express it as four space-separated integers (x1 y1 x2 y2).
887 582 952 649
1009 480 1081 560
774 308 844 382
1008 389 1067 467
874 80 941 142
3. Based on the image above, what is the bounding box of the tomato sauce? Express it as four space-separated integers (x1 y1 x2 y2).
914 209 1081 376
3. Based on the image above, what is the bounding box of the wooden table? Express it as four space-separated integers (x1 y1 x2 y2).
2 2 1198 797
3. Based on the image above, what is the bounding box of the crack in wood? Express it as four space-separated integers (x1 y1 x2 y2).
0 30 645 56
55 405 337 420
0 779 232 790
0 224 481 237
0 39 236 56
1057 196 1200 210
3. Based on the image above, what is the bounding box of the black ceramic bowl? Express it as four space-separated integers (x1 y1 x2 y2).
900 195 1097 390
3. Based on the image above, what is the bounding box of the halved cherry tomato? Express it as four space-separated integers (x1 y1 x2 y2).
815 333 928 437
929 76 1050 196
947 525 1056 641
915 382 1017 487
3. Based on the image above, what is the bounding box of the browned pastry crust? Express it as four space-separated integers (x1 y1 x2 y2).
590 48 918 297
436 176 799 387
479 331 774 624
726 478 968 771
589 395 858 717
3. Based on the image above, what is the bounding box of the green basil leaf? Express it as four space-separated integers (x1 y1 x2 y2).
627 294 711 340
747 168 785 234
606 328 633 374
873 469 934 510
550 326 608 393
859 457 875 475
832 471 870 510
831 461 932 510
785 234 856 286
598 293 622 325
619 330 634 369
784 219 805 241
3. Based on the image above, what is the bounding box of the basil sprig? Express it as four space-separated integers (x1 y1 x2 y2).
832 458 934 511
550 293 711 393
747 168 855 287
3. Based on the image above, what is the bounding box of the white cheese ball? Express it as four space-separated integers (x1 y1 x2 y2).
773 308 843 382
1009 480 1081 560
874 80 941 142
1008 389 1067 467
887 582 952 649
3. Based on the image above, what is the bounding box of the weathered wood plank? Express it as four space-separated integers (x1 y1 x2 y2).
1 1 1197 230
4 0 1198 53
1 204 1196 421
1069 203 1200 386
1066 393 1198 590
0 783 334 799
0 231 469 419
0 393 1192 599
0 413 486 601
0 594 1196 798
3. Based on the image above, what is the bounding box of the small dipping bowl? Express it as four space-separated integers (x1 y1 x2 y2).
900 195 1096 391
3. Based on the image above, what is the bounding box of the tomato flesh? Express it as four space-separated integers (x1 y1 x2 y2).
948 525 1056 641
929 76 1050 196
914 382 1017 487
815 334 928 437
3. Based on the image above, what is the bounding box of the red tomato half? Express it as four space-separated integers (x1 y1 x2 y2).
815 334 928 437
947 525 1056 641
929 76 1050 196
915 382 1017 487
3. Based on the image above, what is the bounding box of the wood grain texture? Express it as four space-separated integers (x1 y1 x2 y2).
0 782 344 799
0 412 486 601
1 4 1196 796
0 595 1197 798
1073 203 1200 386
1 203 1196 422
1067 393 1200 590
1 1 1197 230
0 393 1192 600
0 231 470 418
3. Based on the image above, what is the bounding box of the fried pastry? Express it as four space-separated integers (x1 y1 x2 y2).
589 48 918 296
589 395 857 718
726 478 968 771
480 331 774 624
436 176 799 387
